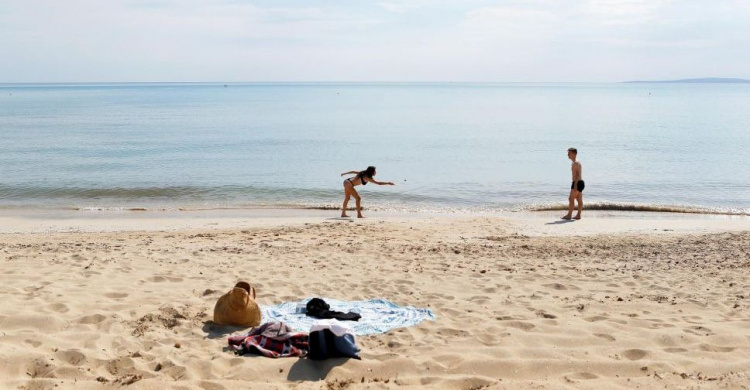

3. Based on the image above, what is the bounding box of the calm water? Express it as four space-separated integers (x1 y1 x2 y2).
1 82 749 214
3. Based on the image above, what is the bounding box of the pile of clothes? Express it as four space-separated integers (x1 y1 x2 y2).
226 298 361 360
214 281 434 360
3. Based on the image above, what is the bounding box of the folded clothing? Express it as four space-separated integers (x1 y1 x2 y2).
228 321 309 358
306 298 361 321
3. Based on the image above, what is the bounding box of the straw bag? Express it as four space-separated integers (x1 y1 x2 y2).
213 281 261 327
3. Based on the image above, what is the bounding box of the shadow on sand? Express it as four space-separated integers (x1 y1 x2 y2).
545 219 577 225
202 320 250 340
287 358 351 381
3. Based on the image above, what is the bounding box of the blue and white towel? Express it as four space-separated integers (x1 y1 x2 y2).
261 298 435 336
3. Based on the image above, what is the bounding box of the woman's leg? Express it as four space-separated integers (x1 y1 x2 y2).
351 187 364 218
342 183 352 217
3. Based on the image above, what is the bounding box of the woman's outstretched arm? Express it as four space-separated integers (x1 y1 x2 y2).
369 179 395 185
340 171 359 176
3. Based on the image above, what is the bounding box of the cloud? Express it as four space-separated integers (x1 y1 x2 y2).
378 2 421 13
0 0 749 82
733 0 750 12
583 0 674 25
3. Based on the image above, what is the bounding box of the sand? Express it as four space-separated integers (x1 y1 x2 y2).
1 212 749 389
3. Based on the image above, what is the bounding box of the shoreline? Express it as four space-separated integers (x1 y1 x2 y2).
1 200 747 216
1 208 748 235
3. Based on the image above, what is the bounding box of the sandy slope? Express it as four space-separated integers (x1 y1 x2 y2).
0 214 748 389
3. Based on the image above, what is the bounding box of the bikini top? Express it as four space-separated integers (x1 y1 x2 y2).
359 173 368 185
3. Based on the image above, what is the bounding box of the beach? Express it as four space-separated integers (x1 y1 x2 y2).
1 211 748 389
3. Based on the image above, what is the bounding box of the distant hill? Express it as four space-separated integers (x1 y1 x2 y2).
625 78 750 84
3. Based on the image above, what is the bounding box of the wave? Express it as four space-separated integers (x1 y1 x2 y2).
527 202 749 216
0 185 220 200
62 202 748 216
1 184 747 216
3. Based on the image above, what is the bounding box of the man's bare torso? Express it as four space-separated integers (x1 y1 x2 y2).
571 161 582 182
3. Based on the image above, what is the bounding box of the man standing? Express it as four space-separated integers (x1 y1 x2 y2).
562 148 584 220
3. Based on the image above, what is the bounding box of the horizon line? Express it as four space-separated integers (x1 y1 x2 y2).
2 77 748 86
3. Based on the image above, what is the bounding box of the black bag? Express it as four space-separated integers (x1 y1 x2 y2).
308 329 361 360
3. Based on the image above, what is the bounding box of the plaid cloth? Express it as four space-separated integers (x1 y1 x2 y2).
227 322 309 358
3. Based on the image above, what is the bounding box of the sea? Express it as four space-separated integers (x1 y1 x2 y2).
1 82 749 216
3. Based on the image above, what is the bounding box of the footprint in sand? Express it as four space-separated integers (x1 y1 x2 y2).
622 349 648 360
468 295 490 304
104 292 128 299
566 372 598 380
593 333 616 342
699 344 736 353
436 328 470 337
503 321 535 331
164 364 190 380
584 315 608 322
76 313 107 325
105 357 136 375
535 310 557 319
24 339 42 348
649 322 676 329
684 326 714 336
664 347 687 353
47 302 69 313
199 381 228 390
442 308 464 316
365 352 401 362
224 357 245 368
496 315 525 321
27 358 56 378
56 349 87 366
543 283 567 290
476 333 499 346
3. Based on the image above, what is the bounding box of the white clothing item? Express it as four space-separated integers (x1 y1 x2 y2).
310 319 354 337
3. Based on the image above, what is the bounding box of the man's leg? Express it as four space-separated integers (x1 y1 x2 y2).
562 189 575 219
574 192 583 219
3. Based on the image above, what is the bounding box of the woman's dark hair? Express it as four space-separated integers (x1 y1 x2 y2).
359 166 376 179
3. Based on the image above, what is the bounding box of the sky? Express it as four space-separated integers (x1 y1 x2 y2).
1 0 750 82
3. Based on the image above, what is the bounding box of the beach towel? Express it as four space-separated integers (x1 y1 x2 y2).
261 298 435 336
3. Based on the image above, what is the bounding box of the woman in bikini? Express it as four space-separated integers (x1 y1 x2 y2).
340 166 394 218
